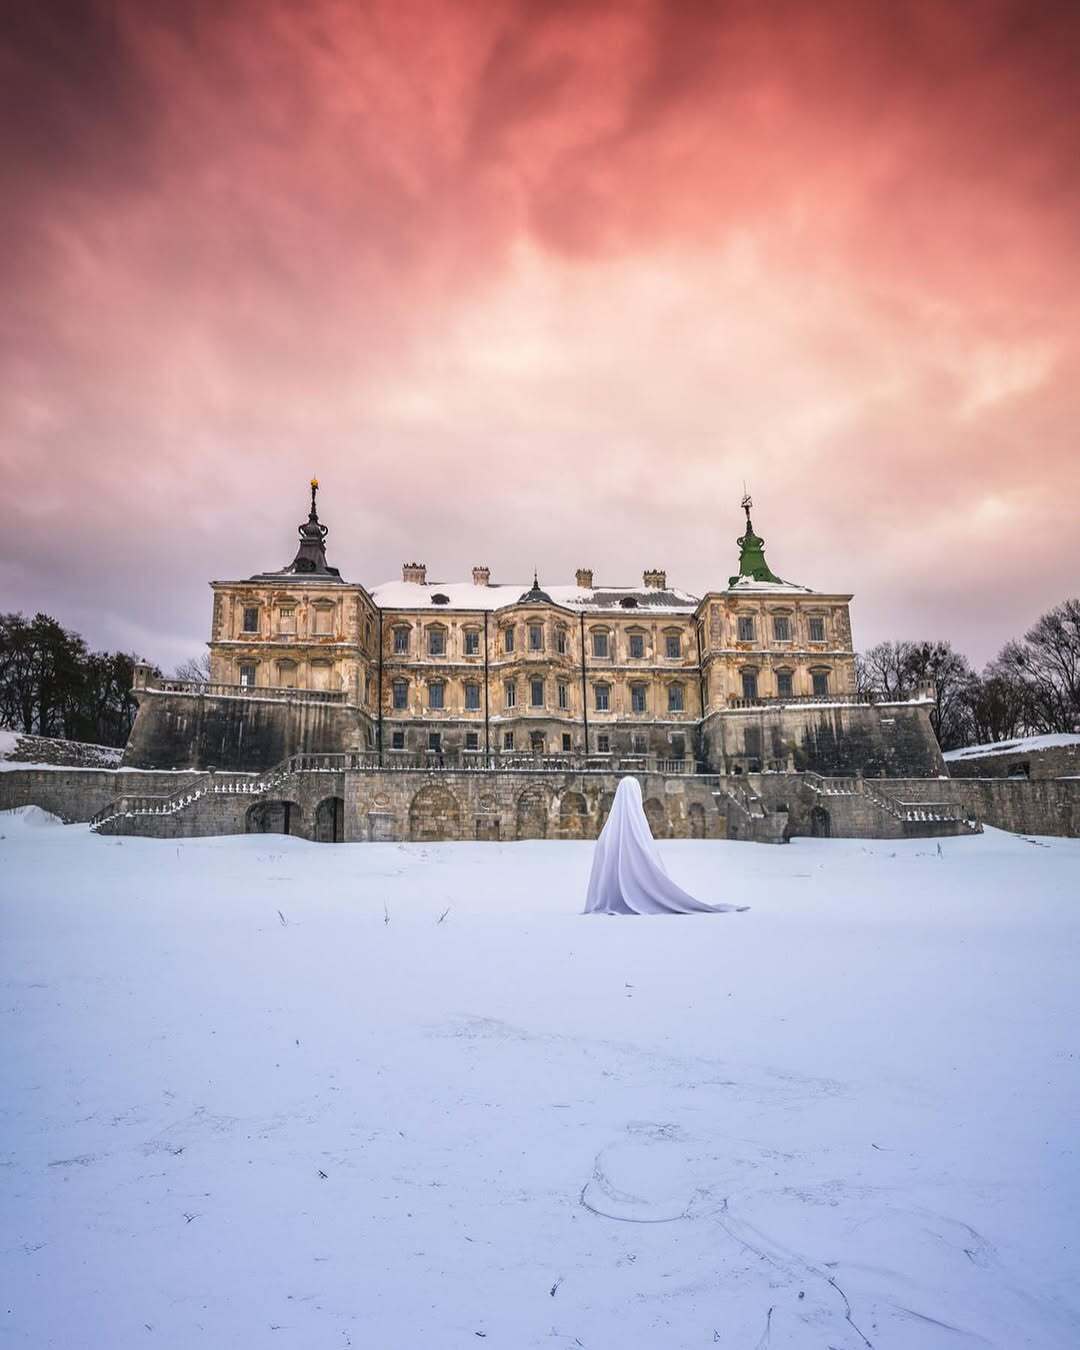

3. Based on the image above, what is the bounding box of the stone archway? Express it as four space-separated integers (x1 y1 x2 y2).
314 796 345 843
596 791 616 834
246 800 301 836
811 805 832 838
516 785 549 839
643 797 669 839
688 802 706 839
557 791 589 840
408 784 462 841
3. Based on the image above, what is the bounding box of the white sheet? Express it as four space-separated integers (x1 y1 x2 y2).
584 777 747 915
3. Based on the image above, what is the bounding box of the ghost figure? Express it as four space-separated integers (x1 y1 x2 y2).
584 777 747 916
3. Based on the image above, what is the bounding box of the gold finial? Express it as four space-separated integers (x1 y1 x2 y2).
311 477 319 489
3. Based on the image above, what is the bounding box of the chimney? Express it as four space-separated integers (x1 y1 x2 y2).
402 562 427 584
472 565 490 587
575 567 593 589
643 569 667 590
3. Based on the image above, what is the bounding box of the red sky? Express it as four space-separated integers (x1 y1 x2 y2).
2 0 1078 670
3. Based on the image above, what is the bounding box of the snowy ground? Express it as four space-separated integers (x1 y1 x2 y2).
2 813 1078 1349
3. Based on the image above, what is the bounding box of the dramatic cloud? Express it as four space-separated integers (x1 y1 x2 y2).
1 0 1078 668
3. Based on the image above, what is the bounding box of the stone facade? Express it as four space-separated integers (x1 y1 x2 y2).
945 738 1080 782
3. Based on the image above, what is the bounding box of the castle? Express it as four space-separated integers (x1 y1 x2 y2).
122 481 944 781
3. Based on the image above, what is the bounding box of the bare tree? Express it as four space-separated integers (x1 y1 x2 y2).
856 639 973 748
959 670 1031 745
173 651 211 683
995 598 1080 734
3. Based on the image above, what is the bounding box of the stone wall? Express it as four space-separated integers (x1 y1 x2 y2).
892 776 1080 838
946 741 1080 782
122 688 368 771
702 701 945 778
0 768 197 823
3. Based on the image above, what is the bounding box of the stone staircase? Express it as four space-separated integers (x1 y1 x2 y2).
803 773 982 836
89 752 350 833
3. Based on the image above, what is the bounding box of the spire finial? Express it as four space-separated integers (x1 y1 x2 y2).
729 492 783 587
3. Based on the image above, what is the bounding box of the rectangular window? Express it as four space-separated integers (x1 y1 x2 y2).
592 631 609 658
239 664 256 687
391 730 405 750
665 635 680 659
737 616 755 642
242 606 259 634
741 671 758 701
557 682 568 710
503 627 514 653
812 671 830 697
809 616 826 642
594 684 610 711
561 733 572 752
629 634 644 659
504 680 516 709
777 671 794 698
392 680 408 710
464 630 479 655
313 607 332 636
667 684 684 712
465 731 479 750
556 629 567 654
633 734 647 754
530 678 544 708
465 682 480 710
529 624 543 651
279 607 296 635
393 628 409 654
428 731 442 753
671 734 686 759
428 629 446 656
631 685 647 713
503 731 514 750
597 734 610 753
428 682 445 710
772 615 791 641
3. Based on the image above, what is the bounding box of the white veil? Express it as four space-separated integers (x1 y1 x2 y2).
584 777 746 915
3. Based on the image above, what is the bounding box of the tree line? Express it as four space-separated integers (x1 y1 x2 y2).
856 598 1080 751
0 612 157 747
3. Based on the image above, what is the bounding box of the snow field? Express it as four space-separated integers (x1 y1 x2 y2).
2 812 1078 1348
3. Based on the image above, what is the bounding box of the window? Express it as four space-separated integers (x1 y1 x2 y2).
529 624 543 651
239 663 256 687
809 616 826 642
741 671 758 701
594 684 610 711
428 731 442 753
392 679 408 710
503 731 515 750
631 684 647 713
465 682 481 710
465 731 479 750
464 629 480 655
665 634 680 659
530 731 545 752
592 631 609 658
555 628 567 654
503 627 515 653
812 670 830 697
504 680 516 709
428 628 446 656
633 734 647 754
276 660 297 689
667 683 684 712
772 615 791 641
531 678 544 708
737 615 755 642
393 627 409 654
313 607 333 636
557 682 569 710
242 606 259 634
597 734 610 753
391 730 405 750
671 734 686 759
777 671 794 698
629 633 645 659
279 607 296 635
562 733 572 752
428 681 445 709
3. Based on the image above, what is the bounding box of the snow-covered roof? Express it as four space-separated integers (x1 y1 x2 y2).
369 580 701 614
944 733 1080 762
726 576 818 595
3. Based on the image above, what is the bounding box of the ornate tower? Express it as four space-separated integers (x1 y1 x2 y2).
729 493 784 586
285 479 340 577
